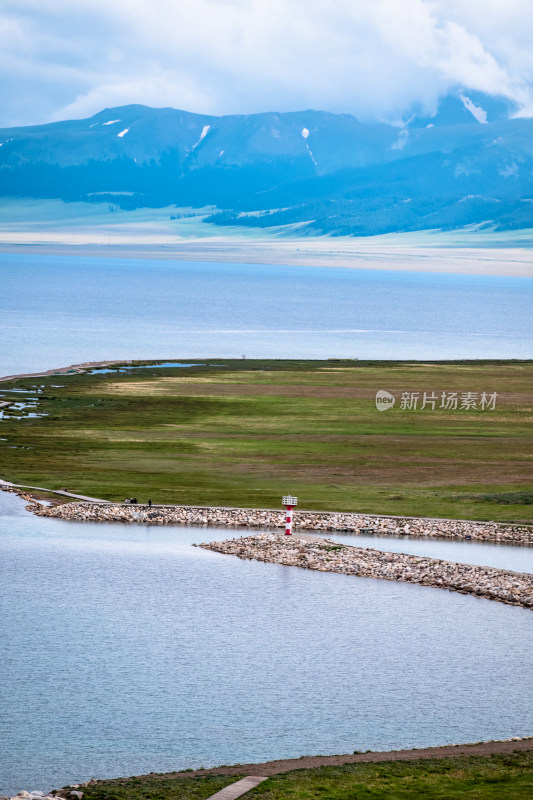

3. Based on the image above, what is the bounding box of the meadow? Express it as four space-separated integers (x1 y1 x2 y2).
1 359 531 522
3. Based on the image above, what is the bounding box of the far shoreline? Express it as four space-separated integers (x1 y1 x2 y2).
1 239 533 277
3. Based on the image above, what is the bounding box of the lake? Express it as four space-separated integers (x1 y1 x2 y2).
1 490 532 795
1 252 532 376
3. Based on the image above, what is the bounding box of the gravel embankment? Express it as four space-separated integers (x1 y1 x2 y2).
32 501 532 545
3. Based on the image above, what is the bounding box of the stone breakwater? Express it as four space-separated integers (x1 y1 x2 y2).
199 534 533 609
33 500 533 545
2 487 44 513
0 791 86 800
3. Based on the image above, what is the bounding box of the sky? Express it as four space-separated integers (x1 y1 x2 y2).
2 0 533 128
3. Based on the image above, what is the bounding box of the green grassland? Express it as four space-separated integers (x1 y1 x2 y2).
73 752 533 800
1 359 532 522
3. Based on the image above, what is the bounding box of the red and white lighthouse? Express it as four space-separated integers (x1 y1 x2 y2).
282 495 297 535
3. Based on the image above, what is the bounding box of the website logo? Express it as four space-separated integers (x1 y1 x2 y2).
375 390 396 411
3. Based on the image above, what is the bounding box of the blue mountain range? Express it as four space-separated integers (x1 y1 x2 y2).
0 91 531 235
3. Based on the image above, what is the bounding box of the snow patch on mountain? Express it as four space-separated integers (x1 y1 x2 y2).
460 194 500 202
103 119 121 126
117 128 130 138
301 127 310 138
460 95 488 124
305 143 317 166
192 124 211 151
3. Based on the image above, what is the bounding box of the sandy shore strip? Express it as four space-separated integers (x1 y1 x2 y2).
0 359 133 384
2 240 533 276
199 533 533 608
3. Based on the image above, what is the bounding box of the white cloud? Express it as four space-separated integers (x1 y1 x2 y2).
0 0 532 126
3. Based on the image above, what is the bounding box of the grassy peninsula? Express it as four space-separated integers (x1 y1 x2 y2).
1 359 532 522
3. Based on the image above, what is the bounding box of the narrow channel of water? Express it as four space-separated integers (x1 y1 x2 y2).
318 531 533 574
1 491 532 795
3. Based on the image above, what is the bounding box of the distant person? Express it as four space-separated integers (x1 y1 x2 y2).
148 499 152 507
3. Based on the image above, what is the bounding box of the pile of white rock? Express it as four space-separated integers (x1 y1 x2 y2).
199 534 533 609
35 500 533 545
0 791 83 800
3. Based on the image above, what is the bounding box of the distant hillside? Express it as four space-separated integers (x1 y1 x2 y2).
1 92 532 236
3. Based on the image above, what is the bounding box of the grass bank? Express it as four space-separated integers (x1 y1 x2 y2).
73 751 533 800
1 359 532 522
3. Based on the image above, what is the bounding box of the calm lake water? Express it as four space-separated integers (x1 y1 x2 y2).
1 491 532 795
1 252 532 376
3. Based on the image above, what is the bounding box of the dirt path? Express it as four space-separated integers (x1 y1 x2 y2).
97 738 533 784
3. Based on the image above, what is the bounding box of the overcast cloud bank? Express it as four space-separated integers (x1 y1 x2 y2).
2 0 533 127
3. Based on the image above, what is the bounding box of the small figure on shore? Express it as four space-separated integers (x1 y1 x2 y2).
148 499 152 507
132 497 137 504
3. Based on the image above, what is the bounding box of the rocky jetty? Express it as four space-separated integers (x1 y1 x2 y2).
0 792 58 800
1 486 44 513
0 790 85 800
33 500 533 545
199 534 533 609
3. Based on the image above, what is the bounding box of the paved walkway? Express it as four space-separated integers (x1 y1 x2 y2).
0 479 109 503
205 776 268 800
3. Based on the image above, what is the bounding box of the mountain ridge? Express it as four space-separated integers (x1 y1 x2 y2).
1 93 532 236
